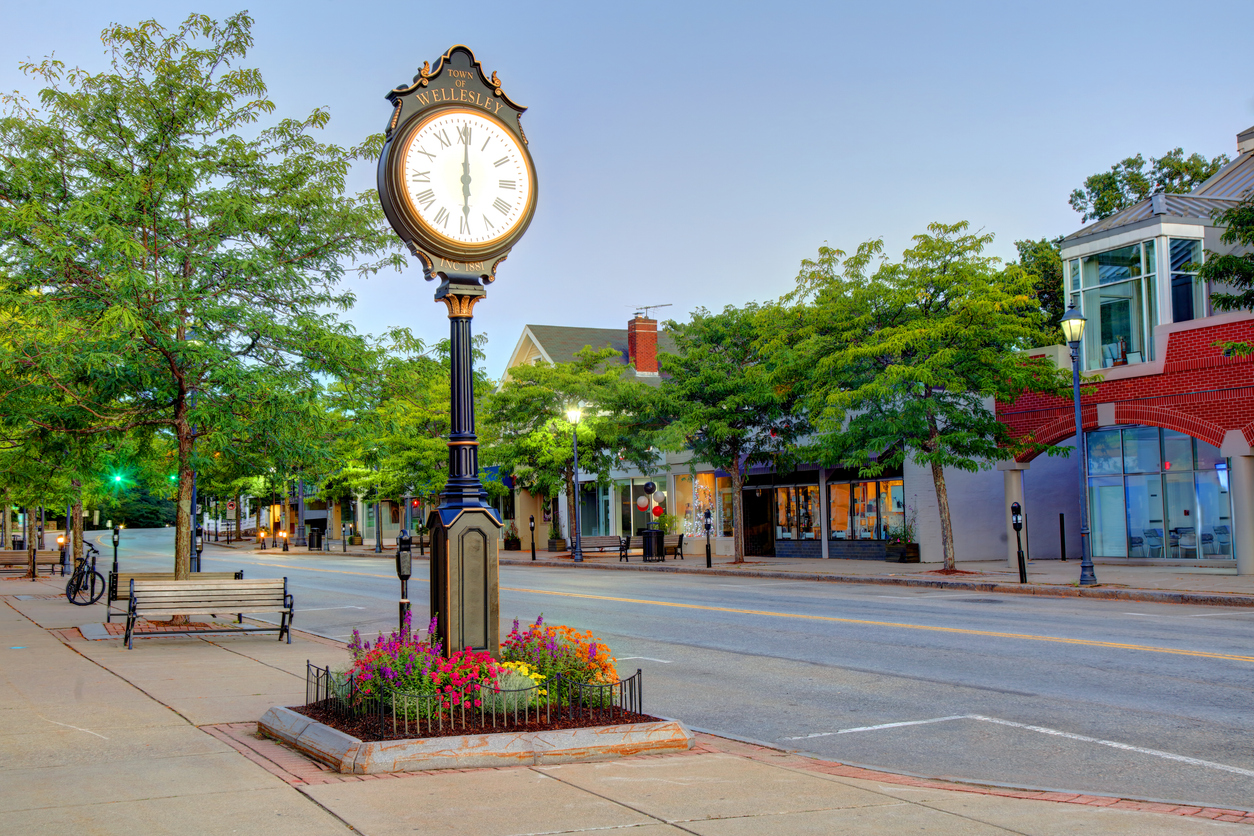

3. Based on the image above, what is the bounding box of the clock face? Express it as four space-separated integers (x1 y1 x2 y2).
398 108 533 249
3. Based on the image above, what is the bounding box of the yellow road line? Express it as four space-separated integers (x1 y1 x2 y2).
223 558 1254 664
499 586 1254 664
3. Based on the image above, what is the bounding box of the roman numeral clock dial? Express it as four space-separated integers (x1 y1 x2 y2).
399 109 533 248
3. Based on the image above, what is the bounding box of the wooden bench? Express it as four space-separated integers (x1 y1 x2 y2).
575 535 629 560
106 571 244 622
663 534 685 559
124 578 293 649
0 550 66 575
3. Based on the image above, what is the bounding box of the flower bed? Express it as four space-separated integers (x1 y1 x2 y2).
304 614 647 742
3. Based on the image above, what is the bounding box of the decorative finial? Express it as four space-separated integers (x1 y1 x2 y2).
491 71 502 96
419 61 432 86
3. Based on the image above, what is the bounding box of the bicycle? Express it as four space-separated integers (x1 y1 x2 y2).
66 542 105 606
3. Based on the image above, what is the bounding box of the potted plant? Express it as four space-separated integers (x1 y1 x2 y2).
546 521 566 552
883 504 919 563
503 521 522 551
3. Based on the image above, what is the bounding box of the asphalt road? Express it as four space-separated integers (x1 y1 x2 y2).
95 528 1254 810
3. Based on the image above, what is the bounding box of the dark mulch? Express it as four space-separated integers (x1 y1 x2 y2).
292 699 662 742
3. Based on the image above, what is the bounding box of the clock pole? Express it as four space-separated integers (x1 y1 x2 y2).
376 46 536 659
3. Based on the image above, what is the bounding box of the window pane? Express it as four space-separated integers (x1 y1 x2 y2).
1082 244 1141 287
1125 474 1165 558
796 485 820 540
716 477 734 537
1170 239 1201 323
1195 439 1223 471
879 480 905 539
828 483 851 540
1122 426 1161 473
851 482 878 539
1165 472 1198 557
775 487 795 540
1069 259 1081 291
1088 476 1127 557
1144 239 1156 275
674 474 693 531
1087 429 1124 475
1195 470 1231 557
1084 280 1146 368
1161 430 1194 472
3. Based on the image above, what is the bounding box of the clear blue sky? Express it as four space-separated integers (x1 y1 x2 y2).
6 1 1253 377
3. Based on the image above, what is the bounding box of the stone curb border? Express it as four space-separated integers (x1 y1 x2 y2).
258 705 695 774
499 557 1254 608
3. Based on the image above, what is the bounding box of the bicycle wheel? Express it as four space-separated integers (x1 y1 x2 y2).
69 571 104 606
65 571 83 603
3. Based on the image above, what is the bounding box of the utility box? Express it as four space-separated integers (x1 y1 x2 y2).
428 507 501 658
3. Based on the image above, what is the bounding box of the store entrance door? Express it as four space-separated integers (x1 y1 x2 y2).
742 489 774 556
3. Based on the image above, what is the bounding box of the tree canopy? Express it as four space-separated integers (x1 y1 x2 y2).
1203 195 1254 356
0 13 401 575
777 222 1069 570
1068 148 1229 222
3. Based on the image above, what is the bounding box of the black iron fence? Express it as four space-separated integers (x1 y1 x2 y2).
305 661 644 739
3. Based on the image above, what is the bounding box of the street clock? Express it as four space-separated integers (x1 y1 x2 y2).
377 45 538 288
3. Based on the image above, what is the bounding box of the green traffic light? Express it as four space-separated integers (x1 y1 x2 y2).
113 475 123 483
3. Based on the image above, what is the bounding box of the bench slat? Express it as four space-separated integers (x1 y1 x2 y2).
133 606 288 617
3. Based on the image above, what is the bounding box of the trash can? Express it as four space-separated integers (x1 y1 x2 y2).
638 526 664 563
10 535 24 550
307 529 322 551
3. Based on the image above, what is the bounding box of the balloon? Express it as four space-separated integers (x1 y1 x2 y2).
653 491 666 504
643 481 656 494
652 505 664 518
636 496 649 510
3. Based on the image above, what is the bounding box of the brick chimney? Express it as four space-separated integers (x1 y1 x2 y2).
627 315 658 376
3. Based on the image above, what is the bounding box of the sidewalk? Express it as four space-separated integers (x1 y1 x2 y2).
3 577 1251 834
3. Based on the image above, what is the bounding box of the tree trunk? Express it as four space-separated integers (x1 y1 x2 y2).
234 493 242 540
2 490 9 548
71 479 83 570
565 470 577 545
929 459 956 571
731 460 746 564
174 428 194 581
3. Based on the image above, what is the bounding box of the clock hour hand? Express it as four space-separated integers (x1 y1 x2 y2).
461 139 472 225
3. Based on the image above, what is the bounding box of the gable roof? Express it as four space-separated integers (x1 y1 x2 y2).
503 324 678 385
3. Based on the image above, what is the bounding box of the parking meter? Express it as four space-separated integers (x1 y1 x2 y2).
529 514 536 561
194 526 204 573
704 509 713 568
112 525 121 576
1011 502 1026 584
396 530 413 631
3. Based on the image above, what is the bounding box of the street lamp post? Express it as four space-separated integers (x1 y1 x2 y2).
566 407 584 563
529 515 536 562
1061 304 1097 587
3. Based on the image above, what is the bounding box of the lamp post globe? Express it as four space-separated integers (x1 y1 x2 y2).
1062 304 1097 586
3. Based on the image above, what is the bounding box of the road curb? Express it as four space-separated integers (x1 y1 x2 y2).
498 557 1254 608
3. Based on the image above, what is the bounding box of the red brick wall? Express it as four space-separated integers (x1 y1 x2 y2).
627 316 658 374
998 319 1254 459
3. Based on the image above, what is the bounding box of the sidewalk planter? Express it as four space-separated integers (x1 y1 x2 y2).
547 538 567 551
260 706 693 773
885 543 921 563
503 539 522 551
349 536 362 546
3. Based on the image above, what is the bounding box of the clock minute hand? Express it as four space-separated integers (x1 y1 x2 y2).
460 138 472 224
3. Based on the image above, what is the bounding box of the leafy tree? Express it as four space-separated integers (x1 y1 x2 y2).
1203 196 1254 356
1014 237 1066 334
482 346 656 540
645 304 811 563
1069 148 1229 222
781 223 1069 571
0 14 401 577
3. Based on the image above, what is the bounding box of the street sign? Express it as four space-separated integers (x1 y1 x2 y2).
226 500 236 512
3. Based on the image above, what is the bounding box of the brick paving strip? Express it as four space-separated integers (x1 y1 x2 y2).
205 721 1254 824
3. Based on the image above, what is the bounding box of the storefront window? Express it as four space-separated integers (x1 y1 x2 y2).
1169 238 1204 323
618 478 667 535
852 482 878 540
1086 427 1231 559
579 482 611 536
828 483 850 540
675 473 718 537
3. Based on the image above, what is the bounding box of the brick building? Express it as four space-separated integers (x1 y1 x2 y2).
997 125 1254 574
